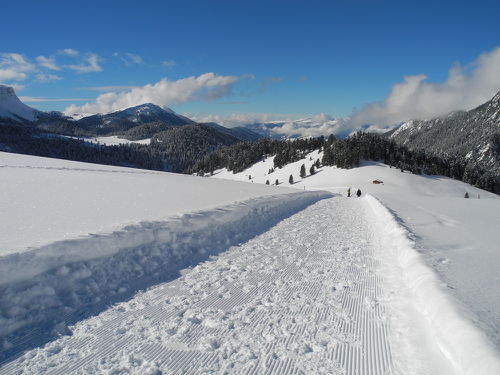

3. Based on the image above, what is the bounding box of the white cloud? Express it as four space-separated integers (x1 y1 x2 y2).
270 118 348 138
0 53 35 81
187 112 302 127
64 72 243 115
349 46 500 129
83 85 140 92
36 55 61 71
67 53 102 73
162 59 176 68
232 46 500 139
0 69 27 81
179 48 500 139
20 96 89 103
115 52 143 65
35 73 63 82
58 48 79 56
189 111 347 138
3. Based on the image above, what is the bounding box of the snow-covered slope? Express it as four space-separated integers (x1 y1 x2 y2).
388 91 500 176
1 151 499 373
211 151 500 353
0 151 321 256
0 85 39 122
0 151 331 360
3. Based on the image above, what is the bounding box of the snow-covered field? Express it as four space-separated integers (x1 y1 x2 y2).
93 136 151 146
0 151 302 256
64 135 151 146
1 150 499 374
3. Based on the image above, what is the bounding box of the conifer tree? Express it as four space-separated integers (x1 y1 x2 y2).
300 164 306 178
266 180 270 185
289 174 294 184
464 192 469 198
310 165 315 175
275 179 279 185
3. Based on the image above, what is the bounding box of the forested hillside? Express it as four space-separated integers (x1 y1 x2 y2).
388 92 500 177
193 132 499 193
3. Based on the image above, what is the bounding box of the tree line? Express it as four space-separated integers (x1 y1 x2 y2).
193 132 499 194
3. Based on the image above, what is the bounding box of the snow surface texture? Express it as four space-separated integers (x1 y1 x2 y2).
365 195 500 375
211 151 500 370
1 151 499 374
1 197 470 374
0 152 331 363
212 151 500 346
0 191 330 351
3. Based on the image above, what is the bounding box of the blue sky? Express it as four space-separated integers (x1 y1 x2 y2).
1 0 499 130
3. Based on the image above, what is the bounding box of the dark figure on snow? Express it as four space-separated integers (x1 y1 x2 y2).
347 187 351 197
356 189 361 197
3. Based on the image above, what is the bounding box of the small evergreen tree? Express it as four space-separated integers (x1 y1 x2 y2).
289 174 294 184
266 179 270 185
275 179 279 185
464 192 469 198
315 159 320 168
310 165 315 175
248 175 252 180
300 164 306 178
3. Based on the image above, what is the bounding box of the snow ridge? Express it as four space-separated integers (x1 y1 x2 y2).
0 191 331 363
364 194 500 375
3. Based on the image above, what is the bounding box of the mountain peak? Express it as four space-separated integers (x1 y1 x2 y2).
118 102 175 116
0 85 16 99
0 85 40 122
76 102 194 130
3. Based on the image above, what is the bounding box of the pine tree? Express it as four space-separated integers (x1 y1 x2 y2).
289 174 294 184
310 165 315 175
464 192 469 198
300 164 306 178
275 179 279 185
315 159 320 168
266 180 270 185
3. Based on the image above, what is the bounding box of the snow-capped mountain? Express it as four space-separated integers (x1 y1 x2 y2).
0 85 40 122
0 90 262 173
76 103 194 132
388 91 500 175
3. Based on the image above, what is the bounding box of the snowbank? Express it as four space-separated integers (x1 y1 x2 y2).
364 194 500 375
0 191 331 345
0 151 301 256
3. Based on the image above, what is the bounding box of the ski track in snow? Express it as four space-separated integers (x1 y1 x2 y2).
1 198 402 375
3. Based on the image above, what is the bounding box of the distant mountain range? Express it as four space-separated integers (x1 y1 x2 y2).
387 91 500 177
1 84 498 183
0 85 262 172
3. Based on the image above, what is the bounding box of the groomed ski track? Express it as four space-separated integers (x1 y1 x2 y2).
0 197 459 374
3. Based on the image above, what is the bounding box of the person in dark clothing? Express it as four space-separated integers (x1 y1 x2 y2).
347 187 351 197
356 189 361 197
